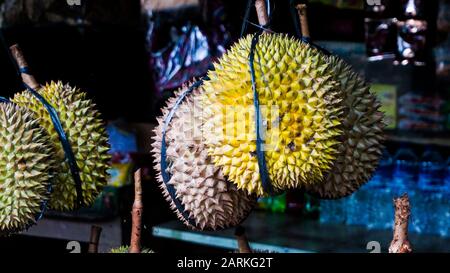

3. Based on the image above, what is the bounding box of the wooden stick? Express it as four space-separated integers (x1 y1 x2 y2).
255 0 270 32
389 194 413 253
9 44 40 90
88 225 103 253
234 226 252 253
296 4 310 38
130 168 143 253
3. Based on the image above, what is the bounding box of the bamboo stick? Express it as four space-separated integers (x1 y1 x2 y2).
88 225 103 253
255 0 270 32
389 194 413 253
9 44 40 89
235 226 252 253
296 4 310 38
130 168 144 253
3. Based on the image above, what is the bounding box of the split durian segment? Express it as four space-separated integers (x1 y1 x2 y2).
201 33 344 196
0 103 56 234
12 81 111 211
305 57 385 199
151 86 256 231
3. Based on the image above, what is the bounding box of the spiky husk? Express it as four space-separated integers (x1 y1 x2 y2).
0 103 55 235
12 81 111 211
201 33 343 196
151 85 256 230
110 245 154 253
305 57 385 199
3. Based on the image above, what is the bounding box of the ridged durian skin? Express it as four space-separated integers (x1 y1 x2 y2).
12 82 111 211
151 86 256 230
201 33 343 196
305 57 385 199
0 103 55 234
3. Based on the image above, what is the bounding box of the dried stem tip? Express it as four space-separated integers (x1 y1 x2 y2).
255 0 270 32
88 225 103 253
389 194 413 253
130 168 143 253
9 44 40 90
296 4 310 39
235 226 252 253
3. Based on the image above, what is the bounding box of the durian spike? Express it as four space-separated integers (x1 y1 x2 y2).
88 225 103 253
130 168 143 253
234 226 252 253
255 0 270 32
389 194 413 253
9 44 40 89
296 4 310 38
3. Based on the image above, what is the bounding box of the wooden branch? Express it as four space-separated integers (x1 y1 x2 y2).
9 44 40 89
88 225 103 253
296 4 310 38
130 168 144 253
234 226 252 253
255 0 270 32
389 194 413 253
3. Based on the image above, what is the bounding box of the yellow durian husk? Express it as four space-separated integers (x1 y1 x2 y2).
305 56 385 199
200 33 344 196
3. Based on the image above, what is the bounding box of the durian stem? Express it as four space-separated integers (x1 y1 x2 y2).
296 4 310 39
234 226 252 253
88 225 103 253
9 44 40 90
389 194 413 253
130 168 143 253
255 0 270 32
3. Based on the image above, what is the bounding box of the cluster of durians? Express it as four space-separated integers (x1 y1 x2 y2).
0 81 111 235
152 33 385 231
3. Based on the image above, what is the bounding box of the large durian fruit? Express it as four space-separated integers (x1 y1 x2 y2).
304 56 385 199
201 33 344 196
11 81 111 211
151 85 256 230
0 103 56 234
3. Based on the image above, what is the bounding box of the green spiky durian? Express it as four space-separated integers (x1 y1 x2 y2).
305 57 385 199
110 246 154 253
0 103 56 234
151 86 256 230
12 81 111 211
201 33 344 196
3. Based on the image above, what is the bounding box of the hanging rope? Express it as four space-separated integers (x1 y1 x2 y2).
160 79 205 228
0 33 58 222
7 44 85 209
248 32 275 195
21 78 85 209
239 0 276 195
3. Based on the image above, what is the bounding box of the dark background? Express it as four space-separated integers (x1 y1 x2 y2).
0 0 369 123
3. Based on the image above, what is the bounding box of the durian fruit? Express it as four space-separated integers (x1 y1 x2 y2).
151 85 256 230
201 33 344 196
0 103 56 234
12 81 111 211
304 56 385 199
110 246 154 253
